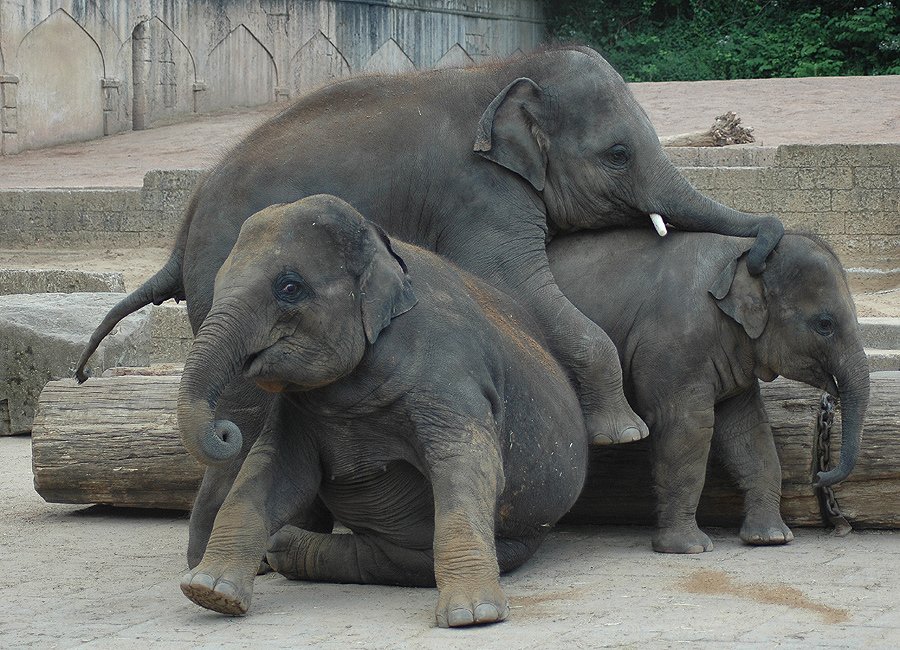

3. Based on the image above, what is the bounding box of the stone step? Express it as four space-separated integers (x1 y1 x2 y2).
866 348 900 373
859 317 900 350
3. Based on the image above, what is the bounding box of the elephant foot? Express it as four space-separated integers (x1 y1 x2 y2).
586 405 649 445
181 568 254 616
653 524 713 554
740 514 794 546
435 580 510 628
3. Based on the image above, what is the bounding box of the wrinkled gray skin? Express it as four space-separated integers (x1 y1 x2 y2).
548 229 869 553
75 45 781 572
177 195 588 626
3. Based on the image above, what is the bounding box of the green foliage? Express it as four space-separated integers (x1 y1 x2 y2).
543 0 900 81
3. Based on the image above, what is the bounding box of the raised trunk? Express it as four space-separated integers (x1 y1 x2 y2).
648 159 784 275
177 314 249 466
815 345 871 487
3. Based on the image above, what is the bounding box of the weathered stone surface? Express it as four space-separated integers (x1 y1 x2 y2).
150 302 193 364
0 292 150 435
0 269 124 295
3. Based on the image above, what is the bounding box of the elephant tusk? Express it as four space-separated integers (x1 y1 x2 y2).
650 213 668 237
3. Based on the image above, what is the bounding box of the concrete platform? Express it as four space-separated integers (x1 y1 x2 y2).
2 434 900 649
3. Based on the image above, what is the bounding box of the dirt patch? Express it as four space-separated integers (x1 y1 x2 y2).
677 568 849 624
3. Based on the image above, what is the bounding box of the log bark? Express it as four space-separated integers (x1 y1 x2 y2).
31 371 900 529
659 111 755 147
31 374 203 510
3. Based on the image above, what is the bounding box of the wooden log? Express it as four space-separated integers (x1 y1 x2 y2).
658 111 755 147
31 371 900 529
31 374 203 510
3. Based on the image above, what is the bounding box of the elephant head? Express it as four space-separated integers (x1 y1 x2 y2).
177 195 418 466
475 46 783 274
709 233 870 487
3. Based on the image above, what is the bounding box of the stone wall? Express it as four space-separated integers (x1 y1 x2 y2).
677 144 900 265
2 145 897 266
0 0 544 153
0 170 203 249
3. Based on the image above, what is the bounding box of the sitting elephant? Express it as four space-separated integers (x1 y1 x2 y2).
178 195 588 627
548 229 869 553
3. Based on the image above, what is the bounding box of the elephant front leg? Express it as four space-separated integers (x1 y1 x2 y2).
181 495 271 616
182 432 319 615
423 423 509 628
497 249 648 445
713 386 793 546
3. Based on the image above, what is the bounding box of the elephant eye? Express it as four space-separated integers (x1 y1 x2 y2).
603 144 631 170
813 314 835 337
273 272 310 304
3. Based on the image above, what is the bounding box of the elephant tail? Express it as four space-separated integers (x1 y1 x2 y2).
75 248 186 382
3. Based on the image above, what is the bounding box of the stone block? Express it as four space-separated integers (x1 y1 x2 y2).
679 167 717 190
0 293 151 434
0 190 26 211
0 269 125 295
859 317 900 351
856 144 900 168
150 302 193 364
798 166 853 190
847 212 900 236
855 166 895 190
730 188 774 214
775 144 856 168
775 188 831 213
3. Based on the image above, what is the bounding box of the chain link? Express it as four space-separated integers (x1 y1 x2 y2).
815 393 852 536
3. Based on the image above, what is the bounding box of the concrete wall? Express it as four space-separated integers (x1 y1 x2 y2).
2 145 897 267
0 0 544 153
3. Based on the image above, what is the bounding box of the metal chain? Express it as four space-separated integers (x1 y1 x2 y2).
815 393 852 536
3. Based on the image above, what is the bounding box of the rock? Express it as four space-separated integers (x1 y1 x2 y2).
0 292 150 435
0 268 125 295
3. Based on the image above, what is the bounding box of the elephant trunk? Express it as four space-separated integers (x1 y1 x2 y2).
178 310 250 467
814 344 870 488
648 160 784 275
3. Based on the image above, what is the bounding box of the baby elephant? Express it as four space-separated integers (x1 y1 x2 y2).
549 229 869 553
177 195 588 626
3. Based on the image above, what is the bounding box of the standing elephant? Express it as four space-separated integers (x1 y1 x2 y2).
548 229 869 553
177 195 588 626
76 45 781 565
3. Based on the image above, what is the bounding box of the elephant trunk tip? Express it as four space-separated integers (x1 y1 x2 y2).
190 419 244 467
813 467 850 490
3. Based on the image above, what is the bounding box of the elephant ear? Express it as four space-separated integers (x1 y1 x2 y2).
710 252 768 339
358 223 418 345
473 77 549 192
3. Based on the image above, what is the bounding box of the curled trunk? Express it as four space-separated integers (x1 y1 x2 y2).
815 345 870 487
177 314 249 466
646 157 784 275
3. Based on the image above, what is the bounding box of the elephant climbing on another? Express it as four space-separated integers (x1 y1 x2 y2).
548 229 869 553
77 45 784 451
177 195 588 626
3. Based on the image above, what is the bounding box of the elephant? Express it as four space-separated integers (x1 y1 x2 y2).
176 195 589 627
75 45 782 570
547 228 869 553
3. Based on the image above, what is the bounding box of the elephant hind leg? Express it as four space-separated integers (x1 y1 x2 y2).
712 385 793 546
266 525 436 587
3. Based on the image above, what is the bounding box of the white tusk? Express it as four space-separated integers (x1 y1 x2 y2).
650 213 668 237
